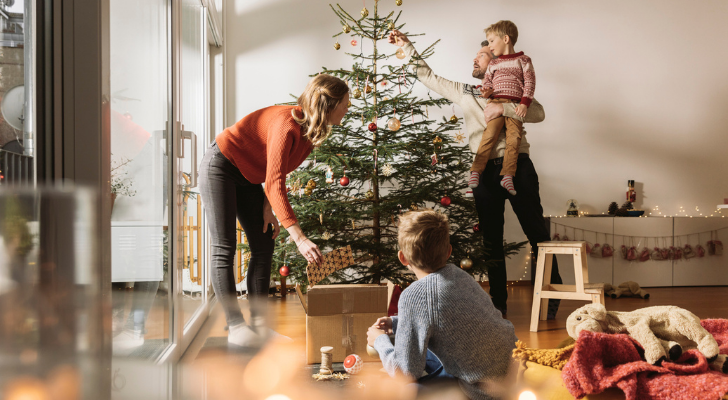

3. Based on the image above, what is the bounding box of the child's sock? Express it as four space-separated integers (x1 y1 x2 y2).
500 175 517 195
468 171 480 188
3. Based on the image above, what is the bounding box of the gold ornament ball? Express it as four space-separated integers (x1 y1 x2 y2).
343 24 351 34
365 85 373 94
395 48 406 60
353 89 362 99
409 203 419 211
304 187 313 196
361 7 369 18
307 179 317 189
334 41 341 50
395 0 403 6
449 115 458 123
348 100 352 107
387 21 395 30
460 258 473 269
433 136 443 144
387 117 401 131
366 189 374 199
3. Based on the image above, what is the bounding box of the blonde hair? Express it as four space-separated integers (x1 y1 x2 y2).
292 74 349 147
398 210 451 273
485 20 519 45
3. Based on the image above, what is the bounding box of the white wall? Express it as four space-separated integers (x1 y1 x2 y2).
224 0 728 279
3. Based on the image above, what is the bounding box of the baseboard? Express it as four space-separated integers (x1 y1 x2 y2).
479 280 532 288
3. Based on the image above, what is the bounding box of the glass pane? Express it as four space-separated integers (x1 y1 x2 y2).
180 0 206 327
110 0 171 360
0 0 34 185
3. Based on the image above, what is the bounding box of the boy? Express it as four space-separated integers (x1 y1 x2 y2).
469 20 536 196
367 210 518 399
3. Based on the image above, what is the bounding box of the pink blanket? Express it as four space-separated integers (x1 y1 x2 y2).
561 319 728 400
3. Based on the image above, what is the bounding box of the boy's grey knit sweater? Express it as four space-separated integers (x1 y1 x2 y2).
373 264 518 400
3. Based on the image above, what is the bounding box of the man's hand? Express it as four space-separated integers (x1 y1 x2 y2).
367 325 387 347
515 104 528 118
479 87 494 98
263 202 280 239
388 30 409 47
372 317 393 334
483 101 504 123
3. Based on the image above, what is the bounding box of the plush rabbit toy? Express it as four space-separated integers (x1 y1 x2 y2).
566 303 727 373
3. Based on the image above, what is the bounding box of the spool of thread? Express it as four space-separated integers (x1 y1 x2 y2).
319 346 334 375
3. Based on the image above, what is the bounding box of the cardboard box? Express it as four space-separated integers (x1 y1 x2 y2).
297 284 387 364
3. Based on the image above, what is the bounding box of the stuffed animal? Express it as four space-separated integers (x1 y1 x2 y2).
603 281 650 299
566 303 727 372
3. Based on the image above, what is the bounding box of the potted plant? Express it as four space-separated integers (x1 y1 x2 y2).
110 154 137 210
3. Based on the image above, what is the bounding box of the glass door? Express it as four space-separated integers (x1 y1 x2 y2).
109 0 172 361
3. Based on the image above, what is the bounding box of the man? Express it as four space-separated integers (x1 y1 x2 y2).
388 31 561 318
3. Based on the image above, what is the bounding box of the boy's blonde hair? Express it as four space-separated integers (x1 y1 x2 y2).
485 20 519 45
398 210 451 273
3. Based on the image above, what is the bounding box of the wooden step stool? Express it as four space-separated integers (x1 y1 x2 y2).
530 241 605 332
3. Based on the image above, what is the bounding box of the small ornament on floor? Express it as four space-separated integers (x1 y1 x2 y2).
343 354 363 374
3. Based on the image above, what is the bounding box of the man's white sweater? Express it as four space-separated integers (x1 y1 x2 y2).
401 42 545 159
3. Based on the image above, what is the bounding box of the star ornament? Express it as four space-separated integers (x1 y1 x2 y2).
382 163 395 176
454 131 465 143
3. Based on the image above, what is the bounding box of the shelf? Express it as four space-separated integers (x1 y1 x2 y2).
718 205 728 209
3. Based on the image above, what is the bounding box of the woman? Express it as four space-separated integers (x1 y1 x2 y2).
199 74 349 346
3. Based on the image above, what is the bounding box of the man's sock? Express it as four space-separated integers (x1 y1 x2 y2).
468 171 480 188
500 175 517 195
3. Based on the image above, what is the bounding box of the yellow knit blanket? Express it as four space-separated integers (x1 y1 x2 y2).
512 340 576 370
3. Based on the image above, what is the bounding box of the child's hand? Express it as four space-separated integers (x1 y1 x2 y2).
515 104 528 118
479 87 494 98
373 317 393 334
367 326 387 347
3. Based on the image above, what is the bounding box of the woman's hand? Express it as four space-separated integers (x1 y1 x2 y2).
263 199 280 239
296 238 323 266
388 30 409 47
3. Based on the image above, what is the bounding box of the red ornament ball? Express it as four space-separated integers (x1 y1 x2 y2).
340 176 350 186
343 354 363 374
473 223 480 233
279 265 290 276
368 122 378 132
440 196 451 207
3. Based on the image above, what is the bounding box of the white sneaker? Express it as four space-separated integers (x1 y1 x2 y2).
228 323 264 347
250 316 293 343
113 328 144 355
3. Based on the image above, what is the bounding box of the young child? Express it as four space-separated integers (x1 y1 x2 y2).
469 20 536 196
367 210 518 399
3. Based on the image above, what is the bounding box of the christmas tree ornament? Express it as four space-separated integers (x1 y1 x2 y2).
307 179 317 189
608 202 619 215
473 223 480 233
395 0 403 6
387 21 395 30
433 136 442 144
383 96 391 101
365 189 374 199
344 354 363 374
395 47 406 59
382 163 395 176
304 187 313 196
279 265 290 277
440 196 451 207
449 115 458 123
365 85 373 94
334 41 341 50
325 166 334 184
361 7 369 18
566 199 579 217
368 122 378 132
387 117 401 131
454 131 465 143
348 100 352 107
340 175 350 186
409 203 419 211
460 258 473 269
353 88 362 98
431 153 438 165
351 39 358 46
320 213 324 224
342 24 351 33
381 80 388 86
322 231 332 240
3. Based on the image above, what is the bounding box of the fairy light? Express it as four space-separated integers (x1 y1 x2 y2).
519 391 537 400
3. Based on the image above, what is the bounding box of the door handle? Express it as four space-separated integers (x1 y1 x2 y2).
180 126 198 188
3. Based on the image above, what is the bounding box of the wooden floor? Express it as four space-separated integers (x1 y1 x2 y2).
183 284 728 362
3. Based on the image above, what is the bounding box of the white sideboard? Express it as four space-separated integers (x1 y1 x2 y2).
546 217 727 287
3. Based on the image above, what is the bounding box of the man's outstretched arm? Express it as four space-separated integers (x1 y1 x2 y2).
390 31 464 105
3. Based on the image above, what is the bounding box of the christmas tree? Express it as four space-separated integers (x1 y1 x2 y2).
241 0 526 289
